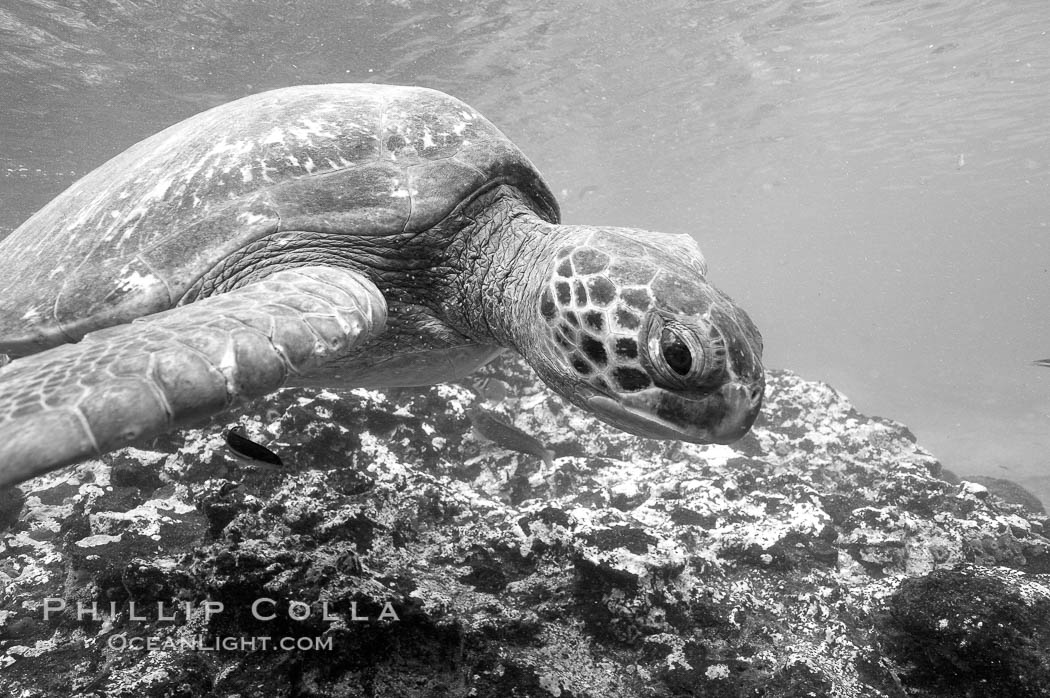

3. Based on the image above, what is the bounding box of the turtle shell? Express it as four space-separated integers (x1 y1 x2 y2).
0 84 559 356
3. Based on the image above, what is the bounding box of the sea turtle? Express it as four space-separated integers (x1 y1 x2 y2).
0 84 764 487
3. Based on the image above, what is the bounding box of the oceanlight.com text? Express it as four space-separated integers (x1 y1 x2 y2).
106 634 334 652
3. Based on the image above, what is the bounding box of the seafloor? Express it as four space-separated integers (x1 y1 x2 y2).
1 356 1048 697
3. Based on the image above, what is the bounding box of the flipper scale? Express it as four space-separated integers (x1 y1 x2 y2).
0 267 385 486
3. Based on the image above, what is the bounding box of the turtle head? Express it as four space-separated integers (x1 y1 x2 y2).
527 226 764 444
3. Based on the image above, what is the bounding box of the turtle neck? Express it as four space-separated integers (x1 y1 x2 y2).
437 185 563 354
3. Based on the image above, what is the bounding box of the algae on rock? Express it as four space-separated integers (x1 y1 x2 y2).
1 357 1048 697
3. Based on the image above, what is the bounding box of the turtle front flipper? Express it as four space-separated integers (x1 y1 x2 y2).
0 267 385 487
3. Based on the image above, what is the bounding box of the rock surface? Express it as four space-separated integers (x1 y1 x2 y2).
1 357 1049 697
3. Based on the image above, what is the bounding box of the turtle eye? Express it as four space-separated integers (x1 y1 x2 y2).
642 314 708 390
660 328 692 376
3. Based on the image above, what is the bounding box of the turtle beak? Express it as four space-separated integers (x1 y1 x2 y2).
584 378 763 445
703 380 763 444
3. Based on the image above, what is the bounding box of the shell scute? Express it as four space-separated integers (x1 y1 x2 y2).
380 88 483 163
402 158 488 234
267 162 411 235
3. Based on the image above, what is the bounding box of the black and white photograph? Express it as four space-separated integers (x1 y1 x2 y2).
0 1 1048 695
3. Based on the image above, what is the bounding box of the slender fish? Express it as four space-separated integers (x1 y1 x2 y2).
468 407 554 467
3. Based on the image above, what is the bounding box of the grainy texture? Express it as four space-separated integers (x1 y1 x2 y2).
1 357 1048 697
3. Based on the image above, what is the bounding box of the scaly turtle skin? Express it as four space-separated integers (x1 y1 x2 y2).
0 84 764 486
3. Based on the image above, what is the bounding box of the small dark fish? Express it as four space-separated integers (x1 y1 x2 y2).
1033 359 1050 368
468 407 554 467
225 428 282 466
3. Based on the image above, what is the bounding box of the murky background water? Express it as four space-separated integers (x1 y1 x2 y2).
1 0 1048 498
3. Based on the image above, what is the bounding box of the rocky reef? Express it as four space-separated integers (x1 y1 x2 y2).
2 357 1049 697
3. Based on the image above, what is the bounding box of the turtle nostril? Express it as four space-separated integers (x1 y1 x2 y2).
750 385 763 403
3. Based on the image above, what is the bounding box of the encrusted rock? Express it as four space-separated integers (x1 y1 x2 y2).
1 358 1047 697
877 565 1050 697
